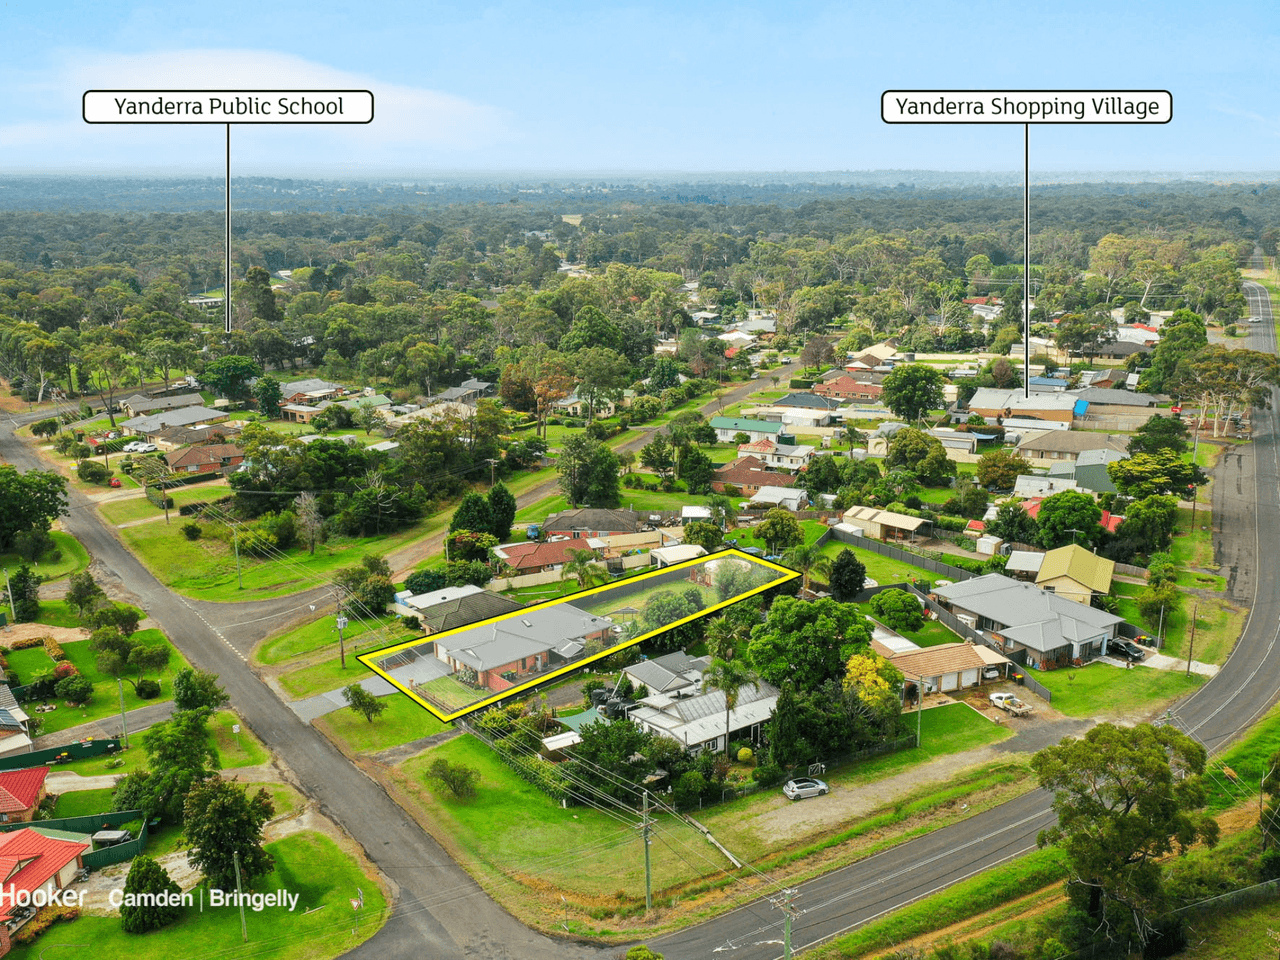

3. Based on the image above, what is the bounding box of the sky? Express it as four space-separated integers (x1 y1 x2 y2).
3 0 1280 177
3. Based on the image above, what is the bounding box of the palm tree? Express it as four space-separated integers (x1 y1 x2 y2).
702 657 757 756
784 542 832 594
560 548 608 591
704 616 740 662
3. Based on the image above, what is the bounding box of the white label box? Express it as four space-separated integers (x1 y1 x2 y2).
882 90 1171 124
83 90 374 124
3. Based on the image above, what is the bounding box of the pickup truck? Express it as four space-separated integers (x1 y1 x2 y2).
989 692 1033 716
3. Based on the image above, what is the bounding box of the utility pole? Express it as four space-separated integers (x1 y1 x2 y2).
233 528 243 590
1157 603 1166 651
772 887 801 960
486 458 498 486
639 790 653 913
3 568 14 622
337 614 349 669
916 673 924 747
233 849 248 942
1186 600 1198 677
117 678 128 748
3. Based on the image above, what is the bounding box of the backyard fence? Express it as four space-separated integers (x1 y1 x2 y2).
829 530 981 583
0 737 122 771
0 807 149 870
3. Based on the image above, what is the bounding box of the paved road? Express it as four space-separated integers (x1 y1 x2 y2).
0 411 611 960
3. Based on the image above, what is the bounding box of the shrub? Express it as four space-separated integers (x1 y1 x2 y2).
76 459 110 484
12 904 80 945
400 615 422 631
135 679 161 699
673 771 707 808
42 636 66 661
736 746 753 763
55 675 93 705
752 762 786 787
181 522 202 541
8 635 44 651
53 661 78 680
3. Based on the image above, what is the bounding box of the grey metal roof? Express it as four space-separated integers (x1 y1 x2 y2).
433 602 611 672
281 378 342 396
934 574 1122 651
773 393 842 411
1067 387 1161 407
122 406 226 432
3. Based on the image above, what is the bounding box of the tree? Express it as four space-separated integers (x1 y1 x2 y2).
3 563 40 622
783 542 831 593
1136 580 1181 632
173 668 228 712
0 466 68 551
1032 723 1219 948
881 364 945 424
200 355 262 401
64 569 106 617
884 427 955 485
449 492 494 535
252 374 283 418
1107 451 1207 499
119 855 184 933
828 548 867 602
748 597 872 690
679 448 716 494
702 657 758 754
404 568 447 594
1117 495 1179 555
639 433 675 480
560 548 608 590
134 708 219 822
557 434 620 508
757 508 804 555
343 683 387 722
294 491 324 555
183 778 275 891
683 521 723 552
573 346 631 421
1127 415 1190 457
987 500 1039 545
55 674 93 705
976 449 1032 490
870 588 924 632
486 482 517 542
427 758 481 800
842 651 903 723
1036 490 1103 549
566 718 657 802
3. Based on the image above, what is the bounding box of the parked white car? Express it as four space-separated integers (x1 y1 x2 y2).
122 441 145 452
782 778 829 800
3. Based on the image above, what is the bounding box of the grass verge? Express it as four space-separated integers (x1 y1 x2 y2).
0 531 90 583
1030 661 1206 718
314 695 448 755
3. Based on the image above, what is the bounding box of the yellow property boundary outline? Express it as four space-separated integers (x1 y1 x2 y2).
357 549 799 722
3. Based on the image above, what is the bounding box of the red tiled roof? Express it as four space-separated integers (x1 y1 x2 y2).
966 520 986 532
0 768 47 813
713 457 796 488
0 828 87 920
505 538 587 572
1022 498 1124 533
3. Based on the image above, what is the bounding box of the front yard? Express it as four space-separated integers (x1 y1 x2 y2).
1029 661 1206 717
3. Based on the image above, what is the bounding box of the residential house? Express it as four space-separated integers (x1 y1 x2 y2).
1068 387 1164 418
744 393 842 429
1046 448 1126 495
1021 497 1124 535
965 388 1082 425
841 505 931 542
650 544 708 567
735 438 815 471
1027 376 1070 394
620 651 709 696
628 678 780 755
933 574 1126 668
1093 341 1152 361
710 417 785 444
711 456 796 495
0 768 48 823
121 406 229 438
814 375 883 401
493 538 591 575
749 486 807 511
0 687 32 759
1035 544 1114 606
1004 550 1045 581
280 403 324 424
119 392 204 418
429 603 614 692
542 508 642 539
0 827 89 941
162 443 244 476
871 639 1012 695
392 584 525 632
280 378 345 405
1012 475 1081 499
1016 430 1130 462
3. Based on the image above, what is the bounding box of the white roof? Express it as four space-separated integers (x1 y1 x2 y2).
650 544 708 564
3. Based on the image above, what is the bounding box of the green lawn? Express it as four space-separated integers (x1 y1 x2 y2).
256 612 418 666
1112 582 1243 665
514 489 696 526
50 786 114 818
98 484 225 526
211 709 271 768
32 599 87 628
731 519 829 554
397 735 726 903
19 629 191 736
9 832 388 960
117 516 430 602
315 695 448 755
1030 661 1206 717
817 540 940 587
278 654 380 700
418 675 483 711
0 531 90 583
1170 504 1216 572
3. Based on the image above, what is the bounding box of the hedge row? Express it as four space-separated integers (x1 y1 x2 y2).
43 636 66 662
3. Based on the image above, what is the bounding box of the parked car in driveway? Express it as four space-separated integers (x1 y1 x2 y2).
782 778 828 800
1109 639 1147 662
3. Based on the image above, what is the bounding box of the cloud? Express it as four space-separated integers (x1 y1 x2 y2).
4 47 513 171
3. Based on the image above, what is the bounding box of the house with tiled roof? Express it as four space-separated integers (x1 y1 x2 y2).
814 375 883 401
392 584 525 633
0 769 48 824
1021 498 1124 534
121 406 229 439
493 538 592 575
119 392 204 418
0 826 89 933
711 456 796 495
871 639 1012 694
1016 430 1130 462
279 378 346 404
735 438 815 471
163 443 244 476
542 508 642 539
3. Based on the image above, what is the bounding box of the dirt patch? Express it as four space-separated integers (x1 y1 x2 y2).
0 622 90 645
